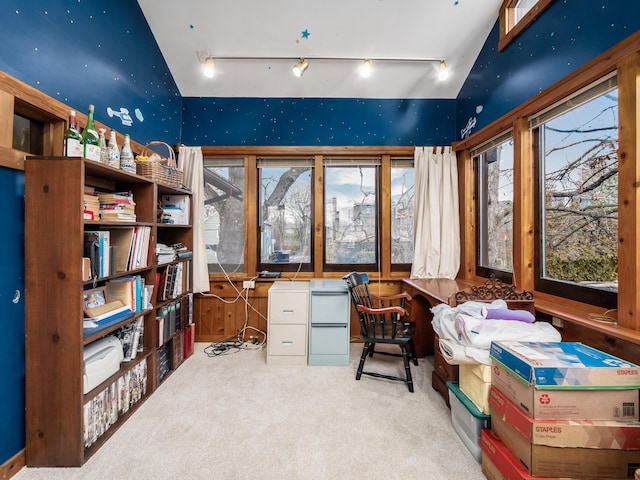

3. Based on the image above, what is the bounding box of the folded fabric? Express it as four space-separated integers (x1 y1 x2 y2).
439 338 491 365
483 307 535 323
454 313 561 350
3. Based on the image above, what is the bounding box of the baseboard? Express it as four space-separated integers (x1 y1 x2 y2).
0 449 25 480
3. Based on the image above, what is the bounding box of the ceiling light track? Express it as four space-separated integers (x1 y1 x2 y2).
197 51 449 81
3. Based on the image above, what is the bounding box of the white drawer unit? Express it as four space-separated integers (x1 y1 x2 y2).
267 281 309 365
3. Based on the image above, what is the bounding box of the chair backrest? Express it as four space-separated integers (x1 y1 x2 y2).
343 272 407 339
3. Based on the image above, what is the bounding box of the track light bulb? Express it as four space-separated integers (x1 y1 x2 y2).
438 60 449 81
360 59 372 78
203 57 216 78
293 59 309 77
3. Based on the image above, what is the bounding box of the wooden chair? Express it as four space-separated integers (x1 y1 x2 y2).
343 272 418 392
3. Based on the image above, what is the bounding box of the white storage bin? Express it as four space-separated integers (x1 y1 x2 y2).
447 381 491 463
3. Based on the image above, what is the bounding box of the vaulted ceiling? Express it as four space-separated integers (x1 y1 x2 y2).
137 0 502 99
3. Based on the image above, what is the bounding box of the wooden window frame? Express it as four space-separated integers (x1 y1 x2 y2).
499 0 555 52
454 30 640 332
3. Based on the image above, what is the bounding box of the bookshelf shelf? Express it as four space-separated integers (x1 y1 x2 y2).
24 156 194 467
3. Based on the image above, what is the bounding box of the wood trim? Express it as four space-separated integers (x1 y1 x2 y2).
454 29 640 153
313 154 324 277
0 449 25 480
511 117 534 291
457 149 475 280
498 0 555 52
616 52 640 331
201 145 415 157
245 155 258 276
380 155 391 277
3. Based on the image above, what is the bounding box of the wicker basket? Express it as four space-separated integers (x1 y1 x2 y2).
136 141 183 188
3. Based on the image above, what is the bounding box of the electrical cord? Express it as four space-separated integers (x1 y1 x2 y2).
199 257 267 356
588 308 618 325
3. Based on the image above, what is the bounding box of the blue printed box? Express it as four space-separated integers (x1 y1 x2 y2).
490 342 640 420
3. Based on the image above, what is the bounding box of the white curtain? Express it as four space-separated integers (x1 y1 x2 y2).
411 146 460 279
177 146 210 293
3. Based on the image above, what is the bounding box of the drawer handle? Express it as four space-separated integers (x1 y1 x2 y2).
281 341 294 347
282 309 294 315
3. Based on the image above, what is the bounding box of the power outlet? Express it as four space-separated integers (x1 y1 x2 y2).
243 280 255 289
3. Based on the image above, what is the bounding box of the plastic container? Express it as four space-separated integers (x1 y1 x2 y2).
447 381 491 463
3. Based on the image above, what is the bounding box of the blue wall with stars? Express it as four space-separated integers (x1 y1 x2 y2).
456 0 640 140
181 97 455 146
0 1 182 146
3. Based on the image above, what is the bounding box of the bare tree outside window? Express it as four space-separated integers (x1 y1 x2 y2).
324 164 378 267
203 160 244 273
477 137 514 275
391 160 414 265
538 87 618 291
259 164 312 269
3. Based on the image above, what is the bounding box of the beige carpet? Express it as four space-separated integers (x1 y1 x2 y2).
14 343 485 480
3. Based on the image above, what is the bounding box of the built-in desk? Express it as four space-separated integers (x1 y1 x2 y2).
401 277 477 357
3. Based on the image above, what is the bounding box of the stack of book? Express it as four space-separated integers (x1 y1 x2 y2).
83 299 133 331
98 191 136 222
155 243 175 264
83 189 100 221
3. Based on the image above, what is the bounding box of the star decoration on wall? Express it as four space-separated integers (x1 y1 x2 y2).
301 29 310 39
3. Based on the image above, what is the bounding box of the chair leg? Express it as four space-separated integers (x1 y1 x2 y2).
409 339 418 366
401 345 414 392
356 342 371 380
368 343 375 357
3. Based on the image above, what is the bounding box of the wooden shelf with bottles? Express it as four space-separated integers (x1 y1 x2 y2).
24 156 193 466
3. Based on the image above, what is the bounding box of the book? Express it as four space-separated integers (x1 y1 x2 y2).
109 228 135 272
84 300 127 319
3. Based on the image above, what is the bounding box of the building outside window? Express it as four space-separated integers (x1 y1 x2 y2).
533 75 618 307
474 134 514 282
324 158 379 271
203 158 245 273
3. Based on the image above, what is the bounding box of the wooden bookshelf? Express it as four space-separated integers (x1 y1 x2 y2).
24 156 193 466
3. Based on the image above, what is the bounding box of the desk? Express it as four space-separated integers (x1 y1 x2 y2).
401 277 477 357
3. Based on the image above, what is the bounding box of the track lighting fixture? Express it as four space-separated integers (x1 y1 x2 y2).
203 57 216 78
438 60 449 81
197 50 449 81
359 59 372 78
292 59 309 77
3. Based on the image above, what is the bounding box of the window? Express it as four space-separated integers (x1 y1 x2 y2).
203 159 245 274
257 158 313 272
474 133 514 282
390 158 414 269
532 75 618 307
499 0 554 51
324 158 379 271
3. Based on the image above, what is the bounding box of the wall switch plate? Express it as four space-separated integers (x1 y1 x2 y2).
243 280 255 289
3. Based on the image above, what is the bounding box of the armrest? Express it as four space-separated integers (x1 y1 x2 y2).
356 304 408 317
370 292 413 302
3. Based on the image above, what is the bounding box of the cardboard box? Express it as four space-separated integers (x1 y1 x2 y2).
490 341 640 388
480 429 580 480
489 386 640 478
491 360 639 421
447 382 490 462
460 363 492 415
490 341 640 420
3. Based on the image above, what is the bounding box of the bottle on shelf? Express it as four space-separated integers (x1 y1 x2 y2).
98 128 108 164
63 110 83 157
120 133 136 173
106 129 121 169
82 104 101 162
